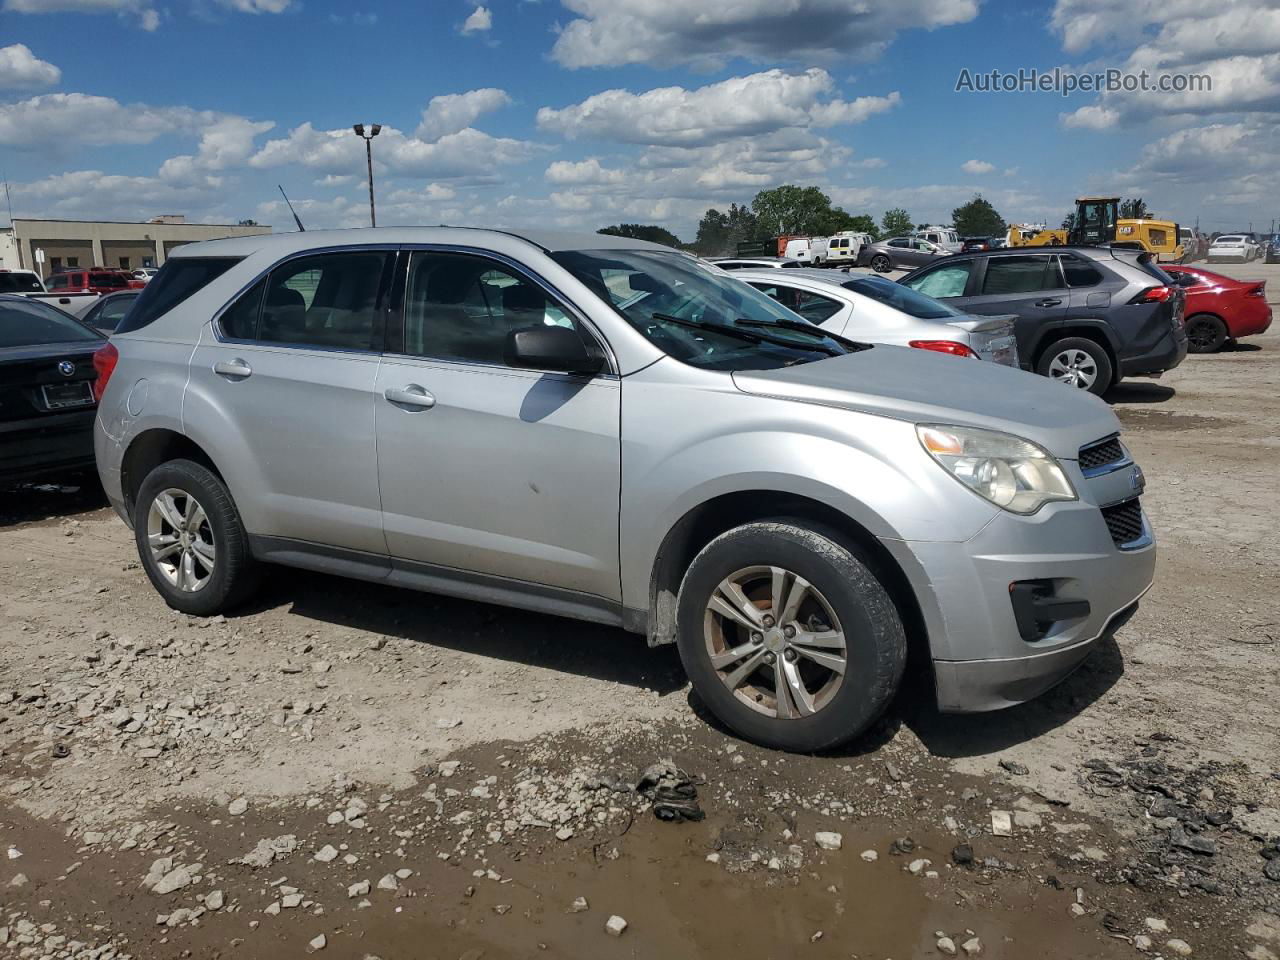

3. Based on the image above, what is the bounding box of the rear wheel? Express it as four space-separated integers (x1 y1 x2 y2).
1036 336 1113 395
871 254 891 273
134 459 260 616
1185 313 1228 353
675 522 907 752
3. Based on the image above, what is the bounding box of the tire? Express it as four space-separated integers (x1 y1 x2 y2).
871 254 891 273
674 521 907 752
1185 313 1228 353
1036 336 1113 396
133 458 260 616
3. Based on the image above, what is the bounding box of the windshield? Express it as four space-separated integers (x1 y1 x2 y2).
551 249 858 371
840 274 964 320
0 298 103 348
0 272 43 293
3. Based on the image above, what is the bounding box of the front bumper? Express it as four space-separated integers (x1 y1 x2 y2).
880 481 1156 713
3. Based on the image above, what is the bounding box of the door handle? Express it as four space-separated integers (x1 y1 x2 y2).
1034 298 1063 307
213 358 252 380
384 385 436 410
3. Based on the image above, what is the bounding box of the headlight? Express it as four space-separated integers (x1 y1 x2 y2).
917 423 1076 515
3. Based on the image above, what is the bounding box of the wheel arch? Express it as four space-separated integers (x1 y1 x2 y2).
120 428 224 523
643 490 930 672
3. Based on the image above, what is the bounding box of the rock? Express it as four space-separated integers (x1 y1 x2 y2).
937 936 958 955
326 812 344 826
436 718 461 729
569 897 589 913
395 868 413 880
376 873 398 891
1245 947 1279 960
951 844 974 866
705 853 721 864
1145 918 1169 934
205 890 225 910
1170 827 1216 856
493 904 511 915
8 873 28 888
152 865 193 895
313 845 339 863
308 933 327 952
961 937 983 956
347 881 370 898
1134 936 1153 952
1265 859 1280 882
281 893 303 909
860 849 879 862
1013 811 1042 829
1068 903 1086 917
438 761 461 777
814 831 842 851
908 858 932 875
1166 939 1193 957
228 797 248 816
555 827 575 841
999 759 1030 776
605 915 628 937
5 847 21 860
990 812 1013 836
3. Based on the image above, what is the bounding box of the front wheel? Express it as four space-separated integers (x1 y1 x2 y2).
134 458 260 616
675 522 907 752
1185 313 1227 353
1036 336 1113 395
871 254 891 273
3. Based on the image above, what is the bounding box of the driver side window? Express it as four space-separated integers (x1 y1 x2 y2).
402 252 581 366
905 261 972 299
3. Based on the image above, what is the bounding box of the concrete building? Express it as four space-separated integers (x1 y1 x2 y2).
0 216 271 278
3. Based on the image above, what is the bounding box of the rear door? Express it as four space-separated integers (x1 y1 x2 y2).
186 249 393 555
952 254 1069 362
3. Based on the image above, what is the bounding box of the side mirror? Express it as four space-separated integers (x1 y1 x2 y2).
504 325 604 375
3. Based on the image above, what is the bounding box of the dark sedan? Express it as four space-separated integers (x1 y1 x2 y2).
0 295 106 484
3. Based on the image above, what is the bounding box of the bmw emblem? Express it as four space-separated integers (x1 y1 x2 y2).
57 360 76 377
1130 465 1145 493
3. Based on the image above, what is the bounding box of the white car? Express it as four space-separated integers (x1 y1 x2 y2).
731 268 1019 366
914 226 962 254
131 267 160 283
707 256 803 271
1206 234 1260 263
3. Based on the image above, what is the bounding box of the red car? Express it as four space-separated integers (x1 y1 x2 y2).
46 269 135 296
1163 264 1272 353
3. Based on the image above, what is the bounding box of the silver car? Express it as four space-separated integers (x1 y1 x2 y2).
94 228 1155 752
731 268 1019 366
860 236 951 272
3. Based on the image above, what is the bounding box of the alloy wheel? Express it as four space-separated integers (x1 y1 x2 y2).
1047 348 1098 389
703 565 847 719
147 487 216 592
1186 316 1223 351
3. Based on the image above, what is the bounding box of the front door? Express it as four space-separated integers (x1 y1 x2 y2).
374 249 621 600
186 249 392 555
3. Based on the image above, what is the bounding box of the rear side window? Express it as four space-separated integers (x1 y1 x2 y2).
981 256 1064 295
1061 257 1104 287
116 257 241 334
258 252 387 351
0 272 43 293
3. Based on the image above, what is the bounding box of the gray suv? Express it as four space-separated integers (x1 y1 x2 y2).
94 229 1155 752
899 246 1188 395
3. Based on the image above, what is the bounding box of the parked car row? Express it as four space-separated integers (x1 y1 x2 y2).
70 227 1154 755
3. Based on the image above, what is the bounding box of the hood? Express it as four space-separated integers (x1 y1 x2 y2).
731 345 1119 460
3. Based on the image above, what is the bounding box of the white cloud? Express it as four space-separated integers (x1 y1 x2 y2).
0 93 251 150
219 0 292 11
461 5 491 33
550 0 978 69
159 115 275 183
0 44 61 90
537 69 899 147
11 168 236 222
1052 0 1280 125
415 88 510 140
2 0 292 27
314 174 353 187
960 159 994 175
545 157 627 185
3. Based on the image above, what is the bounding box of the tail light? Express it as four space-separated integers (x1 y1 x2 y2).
909 339 977 358
92 342 118 403
1247 283 1266 298
1129 285 1174 304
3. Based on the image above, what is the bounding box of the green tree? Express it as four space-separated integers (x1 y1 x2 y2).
597 224 683 248
951 194 1006 237
844 214 879 238
1119 197 1149 219
693 203 759 256
881 207 914 237
1061 211 1077 232
750 185 839 236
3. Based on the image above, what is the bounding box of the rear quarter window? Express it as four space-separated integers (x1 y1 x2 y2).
115 257 241 334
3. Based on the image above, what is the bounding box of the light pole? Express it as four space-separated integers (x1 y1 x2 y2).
352 123 382 227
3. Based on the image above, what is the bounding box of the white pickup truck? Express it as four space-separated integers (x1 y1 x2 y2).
0 269 101 318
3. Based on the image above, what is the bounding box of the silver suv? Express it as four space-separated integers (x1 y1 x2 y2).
94 228 1155 752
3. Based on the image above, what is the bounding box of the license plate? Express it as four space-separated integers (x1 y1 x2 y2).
987 335 1018 367
41 381 94 410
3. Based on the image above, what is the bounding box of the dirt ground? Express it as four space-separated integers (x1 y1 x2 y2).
2 262 1278 960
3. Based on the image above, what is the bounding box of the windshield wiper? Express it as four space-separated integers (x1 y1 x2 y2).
734 317 865 353
651 312 843 357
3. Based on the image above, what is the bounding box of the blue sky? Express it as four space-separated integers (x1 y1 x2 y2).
1 0 1276 240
